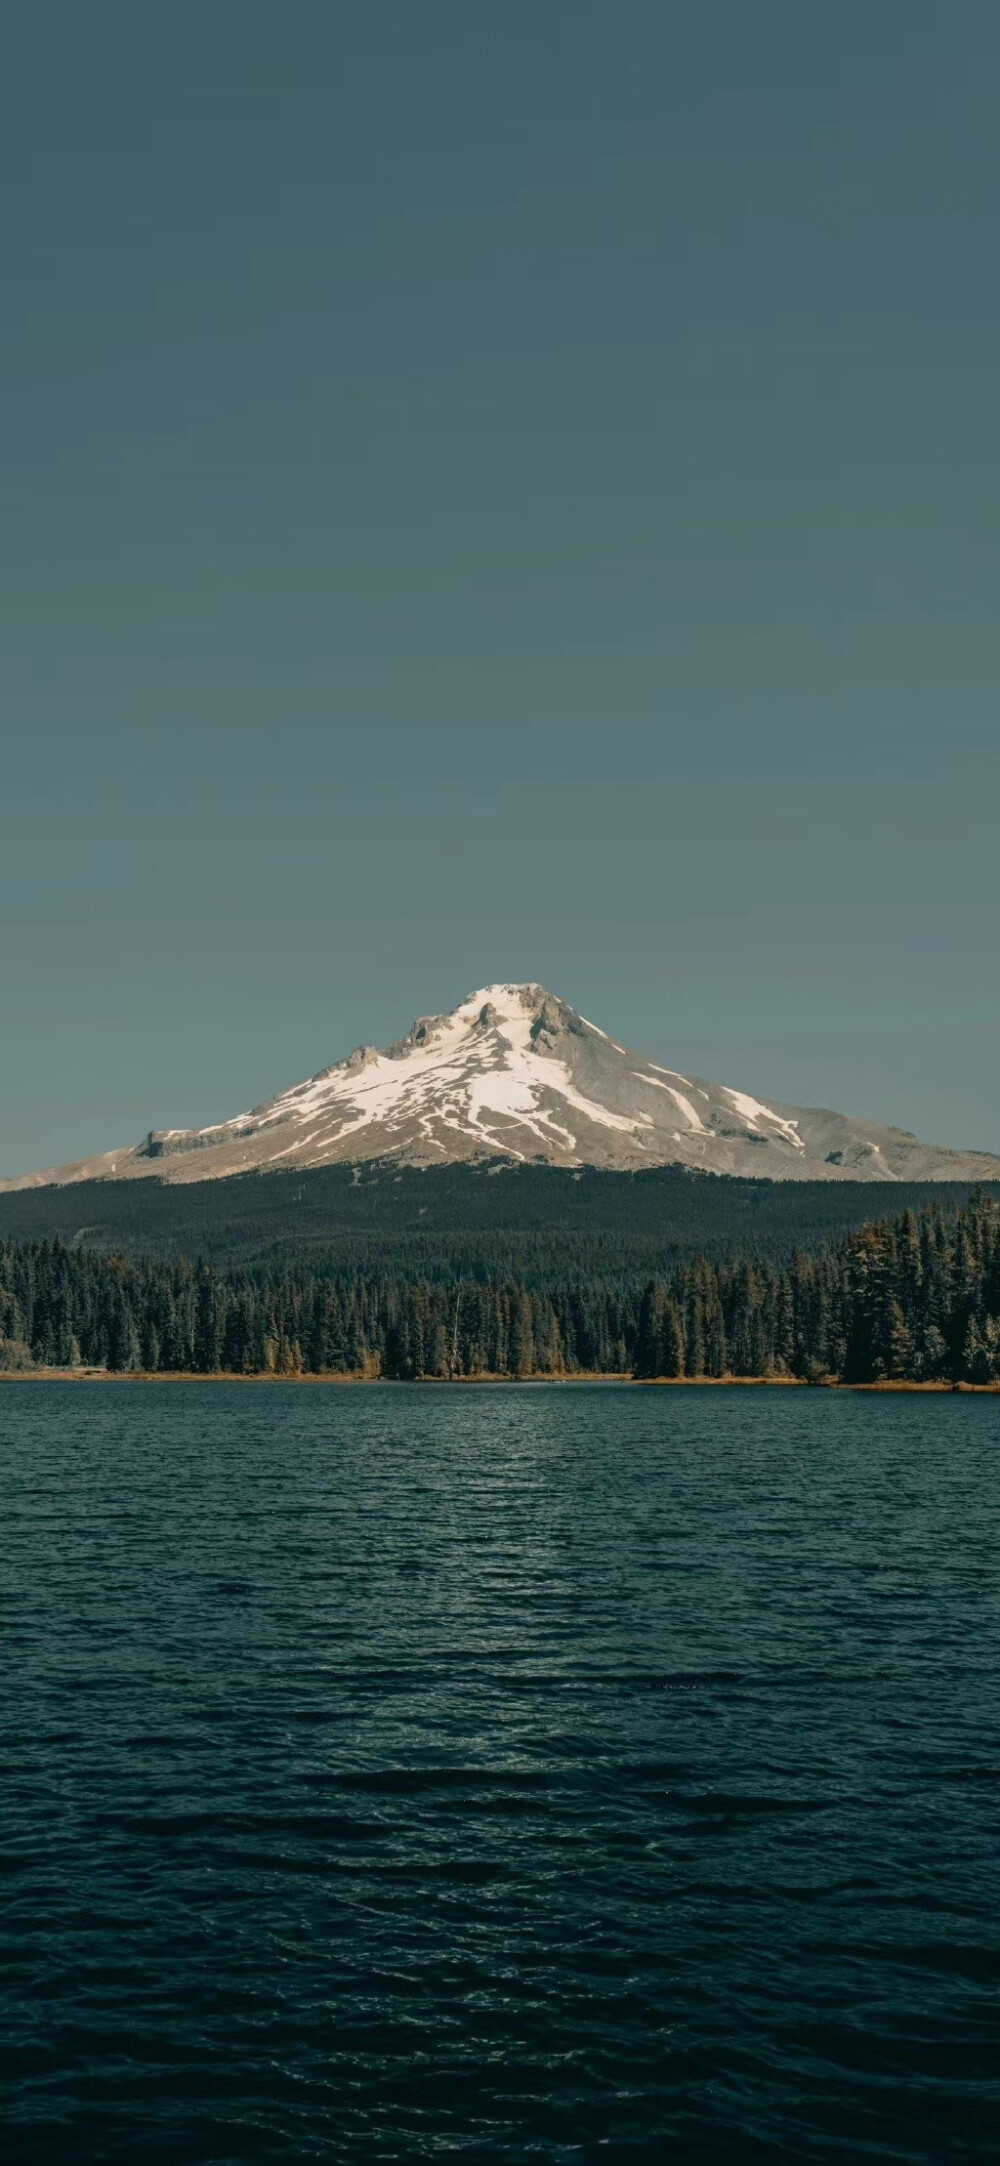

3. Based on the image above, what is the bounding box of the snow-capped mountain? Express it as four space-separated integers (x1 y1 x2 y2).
4 983 1000 1188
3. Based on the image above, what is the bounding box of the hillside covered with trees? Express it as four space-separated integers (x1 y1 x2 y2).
2 1163 997 1277
2 1193 999 1385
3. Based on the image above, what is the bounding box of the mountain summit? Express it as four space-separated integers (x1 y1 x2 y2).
5 982 1000 1189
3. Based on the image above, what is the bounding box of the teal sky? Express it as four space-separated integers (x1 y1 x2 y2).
3 2 999 1175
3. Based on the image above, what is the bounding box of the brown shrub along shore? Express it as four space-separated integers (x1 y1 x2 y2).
3 1368 998 1391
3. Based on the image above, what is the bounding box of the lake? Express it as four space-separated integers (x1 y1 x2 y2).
2 1383 998 2161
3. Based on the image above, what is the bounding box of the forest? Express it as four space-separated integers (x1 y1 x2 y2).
1 1191 999 1385
2 1161 997 1275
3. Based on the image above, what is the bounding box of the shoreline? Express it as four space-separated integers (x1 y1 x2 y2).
2 1370 998 1392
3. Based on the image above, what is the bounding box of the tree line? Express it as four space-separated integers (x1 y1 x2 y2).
1 1191 999 1383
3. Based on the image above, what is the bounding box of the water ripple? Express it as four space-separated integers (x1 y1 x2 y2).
1 1381 998 2160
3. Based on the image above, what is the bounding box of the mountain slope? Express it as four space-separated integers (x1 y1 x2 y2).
4 982 999 1188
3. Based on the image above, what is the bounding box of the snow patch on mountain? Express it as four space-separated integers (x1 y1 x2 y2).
722 1086 805 1150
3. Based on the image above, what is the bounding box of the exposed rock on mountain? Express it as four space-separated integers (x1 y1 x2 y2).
4 983 1000 1188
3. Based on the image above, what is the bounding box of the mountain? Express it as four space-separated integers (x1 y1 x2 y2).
4 982 999 1189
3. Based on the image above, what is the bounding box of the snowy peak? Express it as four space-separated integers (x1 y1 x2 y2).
4 982 1000 1189
236 983 647 1169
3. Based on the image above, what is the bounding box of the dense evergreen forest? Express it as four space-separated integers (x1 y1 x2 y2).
1 1162 997 1278
2 1192 999 1384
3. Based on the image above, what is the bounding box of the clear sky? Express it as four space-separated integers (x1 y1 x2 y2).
3 2 998 1176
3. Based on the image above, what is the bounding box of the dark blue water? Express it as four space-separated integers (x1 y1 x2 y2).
2 1384 999 2162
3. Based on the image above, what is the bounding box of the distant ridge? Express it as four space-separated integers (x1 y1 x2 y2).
4 982 999 1188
